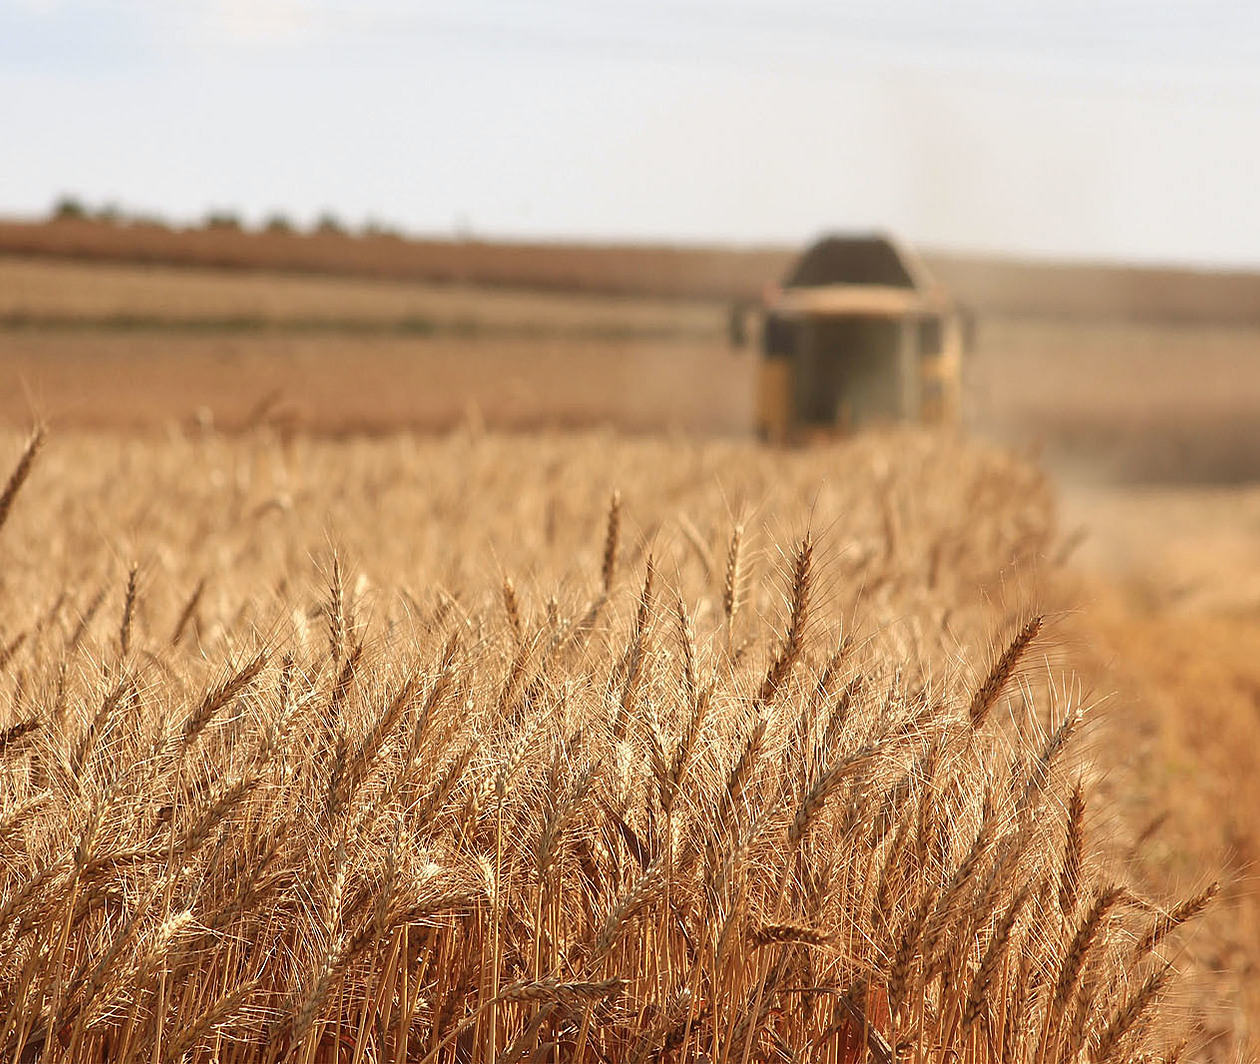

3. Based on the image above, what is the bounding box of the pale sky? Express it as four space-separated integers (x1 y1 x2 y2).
3 1 1260 267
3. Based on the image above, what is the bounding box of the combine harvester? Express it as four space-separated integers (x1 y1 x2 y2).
734 233 967 441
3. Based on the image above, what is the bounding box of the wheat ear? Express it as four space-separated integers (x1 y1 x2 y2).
1093 965 1173 1064
969 615 1043 728
1058 779 1086 917
0 425 44 535
1051 884 1127 1014
601 490 621 595
757 533 812 707
118 563 138 658
723 521 745 629
1133 882 1219 960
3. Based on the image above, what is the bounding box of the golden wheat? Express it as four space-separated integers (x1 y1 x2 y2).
0 426 1210 1063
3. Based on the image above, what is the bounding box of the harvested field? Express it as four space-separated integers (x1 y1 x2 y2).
969 317 1260 483
0 257 724 339
0 332 751 435
0 426 1214 1062
0 254 748 436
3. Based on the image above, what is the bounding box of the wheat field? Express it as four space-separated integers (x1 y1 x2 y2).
0 425 1213 1063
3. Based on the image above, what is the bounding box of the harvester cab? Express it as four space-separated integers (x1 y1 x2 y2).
734 234 965 442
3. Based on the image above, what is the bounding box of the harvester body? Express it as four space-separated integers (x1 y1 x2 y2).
745 234 964 441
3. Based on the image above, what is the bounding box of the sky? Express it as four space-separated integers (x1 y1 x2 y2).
3 0 1260 268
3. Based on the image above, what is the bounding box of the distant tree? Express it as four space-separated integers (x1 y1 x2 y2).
361 218 399 239
51 195 87 221
95 203 124 224
204 210 243 231
264 213 295 234
314 212 346 236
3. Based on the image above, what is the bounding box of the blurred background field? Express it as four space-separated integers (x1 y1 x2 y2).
4 230 1260 484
